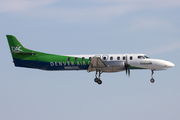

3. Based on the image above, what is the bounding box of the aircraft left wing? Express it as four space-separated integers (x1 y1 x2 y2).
87 57 107 72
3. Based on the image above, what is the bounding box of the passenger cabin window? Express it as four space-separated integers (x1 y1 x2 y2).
89 57 92 60
130 56 133 60
138 56 144 59
110 56 113 60
103 57 106 60
82 57 85 61
117 56 120 60
68 57 70 61
75 57 77 61
123 56 125 60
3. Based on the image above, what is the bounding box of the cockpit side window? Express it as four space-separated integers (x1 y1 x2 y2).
138 56 144 59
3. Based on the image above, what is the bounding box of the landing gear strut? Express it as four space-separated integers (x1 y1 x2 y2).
94 70 103 85
150 70 155 83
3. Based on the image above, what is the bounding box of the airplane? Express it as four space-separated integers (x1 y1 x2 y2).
6 35 174 85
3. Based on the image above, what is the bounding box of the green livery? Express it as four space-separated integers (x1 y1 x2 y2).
6 35 90 70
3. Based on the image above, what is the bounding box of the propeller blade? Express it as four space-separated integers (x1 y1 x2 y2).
125 55 130 77
128 69 130 77
125 55 128 76
126 68 127 75
126 55 128 65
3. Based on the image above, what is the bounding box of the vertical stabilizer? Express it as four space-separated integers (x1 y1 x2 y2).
6 35 33 53
6 35 37 60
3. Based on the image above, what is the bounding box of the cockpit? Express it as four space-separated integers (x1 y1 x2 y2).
138 55 150 59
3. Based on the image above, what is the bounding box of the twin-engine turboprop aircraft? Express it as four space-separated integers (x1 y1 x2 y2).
6 35 174 85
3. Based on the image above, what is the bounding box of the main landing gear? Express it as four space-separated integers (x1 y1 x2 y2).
94 70 103 85
150 70 155 83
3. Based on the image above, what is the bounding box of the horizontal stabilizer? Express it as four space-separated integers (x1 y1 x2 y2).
12 52 36 55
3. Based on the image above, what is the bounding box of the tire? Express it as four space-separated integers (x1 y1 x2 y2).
97 80 102 84
94 78 98 82
150 78 155 83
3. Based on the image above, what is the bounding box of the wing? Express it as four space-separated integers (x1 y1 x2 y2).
87 57 107 72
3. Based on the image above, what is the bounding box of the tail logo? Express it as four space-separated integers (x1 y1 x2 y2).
11 45 22 52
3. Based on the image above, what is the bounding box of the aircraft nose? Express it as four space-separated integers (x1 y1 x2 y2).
165 61 175 68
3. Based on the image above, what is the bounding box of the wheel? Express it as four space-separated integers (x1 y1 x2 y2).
94 78 98 83
150 78 155 83
97 80 102 85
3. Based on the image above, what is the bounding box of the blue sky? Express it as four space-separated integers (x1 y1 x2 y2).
0 0 180 120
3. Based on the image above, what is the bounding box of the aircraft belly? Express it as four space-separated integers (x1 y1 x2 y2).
13 58 89 70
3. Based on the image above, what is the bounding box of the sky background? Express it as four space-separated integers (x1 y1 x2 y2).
0 0 180 120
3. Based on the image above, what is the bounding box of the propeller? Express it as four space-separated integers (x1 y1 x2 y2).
125 55 130 77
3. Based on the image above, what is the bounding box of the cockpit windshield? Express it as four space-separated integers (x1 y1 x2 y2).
138 56 144 59
138 55 150 59
144 55 150 59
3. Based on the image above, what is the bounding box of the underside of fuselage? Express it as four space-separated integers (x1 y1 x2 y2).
13 58 89 71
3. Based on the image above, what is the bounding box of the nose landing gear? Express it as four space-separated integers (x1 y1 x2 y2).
150 70 155 83
94 70 103 85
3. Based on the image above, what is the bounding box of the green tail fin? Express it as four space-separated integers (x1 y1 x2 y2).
6 35 33 53
6 35 37 59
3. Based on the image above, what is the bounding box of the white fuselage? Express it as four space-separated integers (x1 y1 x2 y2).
68 54 174 72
